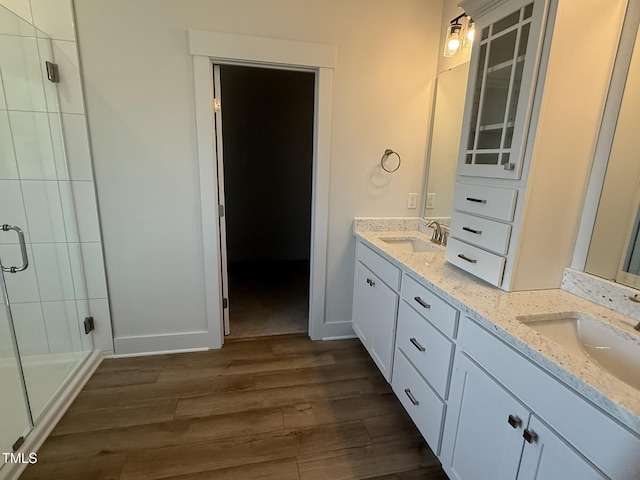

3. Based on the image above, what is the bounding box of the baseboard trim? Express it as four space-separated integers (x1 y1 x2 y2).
113 331 211 355
0 350 102 480
106 347 209 359
322 334 358 340
313 321 355 340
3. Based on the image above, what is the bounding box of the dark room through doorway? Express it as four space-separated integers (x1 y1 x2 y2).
214 64 315 339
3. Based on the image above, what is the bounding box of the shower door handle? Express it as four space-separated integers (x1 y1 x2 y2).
1 225 29 273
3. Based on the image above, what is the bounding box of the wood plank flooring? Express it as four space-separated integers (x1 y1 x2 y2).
19 334 448 480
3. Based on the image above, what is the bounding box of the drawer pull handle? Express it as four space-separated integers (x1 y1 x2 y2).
404 388 419 406
462 226 482 235
409 337 426 352
507 414 522 429
366 278 375 287
466 197 487 204
414 296 431 309
523 429 538 444
457 254 477 264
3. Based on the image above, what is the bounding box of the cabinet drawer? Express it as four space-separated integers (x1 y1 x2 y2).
392 349 445 454
356 241 400 290
450 212 512 255
445 238 506 287
401 274 458 338
453 183 518 222
396 302 454 399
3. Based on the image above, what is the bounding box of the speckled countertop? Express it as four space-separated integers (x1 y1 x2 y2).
354 220 640 434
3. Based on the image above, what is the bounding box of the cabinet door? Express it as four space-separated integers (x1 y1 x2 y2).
368 278 398 381
352 263 376 346
517 416 606 480
457 0 547 179
441 354 528 480
352 263 398 381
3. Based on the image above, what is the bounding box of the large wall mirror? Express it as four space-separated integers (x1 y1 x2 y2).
583 4 640 289
422 62 469 220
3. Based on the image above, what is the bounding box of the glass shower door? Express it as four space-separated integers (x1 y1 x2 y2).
0 2 93 450
0 270 31 466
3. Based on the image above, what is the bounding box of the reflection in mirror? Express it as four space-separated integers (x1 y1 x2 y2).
423 63 469 219
620 207 640 282
585 21 640 288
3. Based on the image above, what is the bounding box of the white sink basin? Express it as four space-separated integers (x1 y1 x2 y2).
381 237 443 253
517 312 640 390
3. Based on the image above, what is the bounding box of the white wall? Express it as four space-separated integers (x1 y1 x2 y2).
73 0 443 349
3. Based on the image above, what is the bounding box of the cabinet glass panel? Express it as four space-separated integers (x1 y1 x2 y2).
467 44 487 150
476 153 500 165
464 3 534 171
518 23 531 56
493 11 520 35
523 3 534 19
488 30 517 67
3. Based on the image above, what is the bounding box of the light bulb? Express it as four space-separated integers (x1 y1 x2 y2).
463 19 475 48
443 23 462 57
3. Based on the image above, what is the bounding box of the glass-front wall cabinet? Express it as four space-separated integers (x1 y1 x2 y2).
458 1 546 179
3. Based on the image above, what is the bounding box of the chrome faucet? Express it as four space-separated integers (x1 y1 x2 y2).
426 220 448 246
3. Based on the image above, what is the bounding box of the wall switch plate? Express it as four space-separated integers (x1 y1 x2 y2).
407 193 418 209
426 193 436 209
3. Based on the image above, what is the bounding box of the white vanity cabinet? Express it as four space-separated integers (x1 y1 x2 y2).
442 354 605 480
391 273 459 454
441 317 640 479
447 0 548 288
457 0 545 180
447 0 626 290
352 241 400 382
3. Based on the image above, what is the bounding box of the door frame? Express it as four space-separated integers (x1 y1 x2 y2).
189 30 336 347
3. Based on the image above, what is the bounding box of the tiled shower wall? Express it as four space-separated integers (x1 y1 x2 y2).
0 0 113 354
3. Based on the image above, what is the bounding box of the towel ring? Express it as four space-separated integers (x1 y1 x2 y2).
380 149 401 173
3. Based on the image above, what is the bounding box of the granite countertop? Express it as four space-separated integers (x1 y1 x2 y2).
353 220 640 434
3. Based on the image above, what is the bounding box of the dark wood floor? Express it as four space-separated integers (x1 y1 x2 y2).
19 334 447 480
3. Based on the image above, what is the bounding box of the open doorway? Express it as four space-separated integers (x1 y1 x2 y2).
214 64 315 338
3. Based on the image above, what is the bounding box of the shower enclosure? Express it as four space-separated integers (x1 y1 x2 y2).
0 4 94 468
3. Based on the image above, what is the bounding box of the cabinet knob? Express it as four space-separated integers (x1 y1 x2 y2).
507 414 522 429
409 337 426 352
404 388 420 406
523 428 538 444
413 296 431 309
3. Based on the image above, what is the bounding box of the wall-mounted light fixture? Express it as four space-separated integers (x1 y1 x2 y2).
463 18 475 48
443 12 474 57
